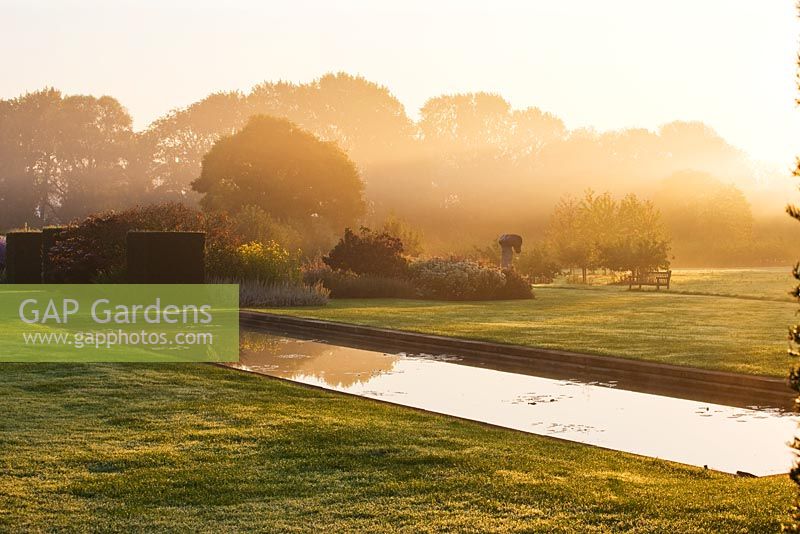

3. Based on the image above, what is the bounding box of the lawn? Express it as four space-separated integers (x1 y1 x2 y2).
552 268 795 302
669 268 795 301
256 269 798 377
0 363 792 532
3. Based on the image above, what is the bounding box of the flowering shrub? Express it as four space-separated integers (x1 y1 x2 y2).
410 258 533 300
223 241 301 284
410 258 505 300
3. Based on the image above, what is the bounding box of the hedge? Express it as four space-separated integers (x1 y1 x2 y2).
127 231 206 283
6 231 43 284
41 226 66 283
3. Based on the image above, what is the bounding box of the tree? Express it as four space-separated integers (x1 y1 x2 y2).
410 92 570 243
548 191 669 282
516 243 561 283
653 171 753 266
547 195 593 283
137 91 251 203
788 212 800 532
0 89 135 228
786 18 800 529
379 212 424 257
192 115 365 232
601 194 670 276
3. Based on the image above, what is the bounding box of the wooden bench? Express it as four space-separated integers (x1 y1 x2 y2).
628 270 671 290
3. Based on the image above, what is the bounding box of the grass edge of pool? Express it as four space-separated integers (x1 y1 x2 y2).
0 362 793 532
250 289 796 378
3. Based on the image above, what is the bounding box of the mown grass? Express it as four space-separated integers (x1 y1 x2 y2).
668 268 795 301
0 363 792 532
257 270 797 377
550 268 794 302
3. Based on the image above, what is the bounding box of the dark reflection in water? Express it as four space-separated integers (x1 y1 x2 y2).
240 330 400 387
234 330 797 476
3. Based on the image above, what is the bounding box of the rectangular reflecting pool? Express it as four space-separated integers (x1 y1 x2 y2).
234 330 798 476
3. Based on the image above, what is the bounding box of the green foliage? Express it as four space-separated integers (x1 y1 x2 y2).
548 191 670 282
516 244 562 283
304 266 418 299
600 238 670 277
231 205 337 259
216 241 300 285
323 227 409 277
192 115 365 231
379 212 424 256
787 160 800 532
497 269 535 299
232 205 302 250
548 196 593 278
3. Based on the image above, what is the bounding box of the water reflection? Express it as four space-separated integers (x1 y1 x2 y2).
239 330 399 388
233 330 797 476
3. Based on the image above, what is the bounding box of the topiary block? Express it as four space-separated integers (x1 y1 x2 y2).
126 231 205 283
41 226 66 283
6 231 43 284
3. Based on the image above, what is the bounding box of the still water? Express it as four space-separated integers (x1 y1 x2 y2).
235 330 797 476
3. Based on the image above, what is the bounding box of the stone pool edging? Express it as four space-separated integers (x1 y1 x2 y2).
239 310 794 409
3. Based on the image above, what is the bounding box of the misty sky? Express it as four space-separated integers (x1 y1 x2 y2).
2 0 798 168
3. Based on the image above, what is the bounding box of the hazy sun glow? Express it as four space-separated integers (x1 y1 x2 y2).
2 0 798 168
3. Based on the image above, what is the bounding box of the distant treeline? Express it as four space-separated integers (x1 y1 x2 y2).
0 73 791 266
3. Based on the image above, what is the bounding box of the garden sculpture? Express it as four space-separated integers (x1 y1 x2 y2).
498 234 522 269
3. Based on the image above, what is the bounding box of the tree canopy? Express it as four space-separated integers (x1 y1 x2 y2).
0 89 135 228
547 190 669 282
191 115 365 232
0 75 785 266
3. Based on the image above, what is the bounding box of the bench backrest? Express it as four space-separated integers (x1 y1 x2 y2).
630 270 671 285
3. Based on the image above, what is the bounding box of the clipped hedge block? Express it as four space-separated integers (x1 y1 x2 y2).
6 231 43 284
41 226 66 283
127 231 205 283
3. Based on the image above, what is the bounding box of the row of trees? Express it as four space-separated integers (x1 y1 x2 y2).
547 191 669 283
0 74 762 261
0 90 135 228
